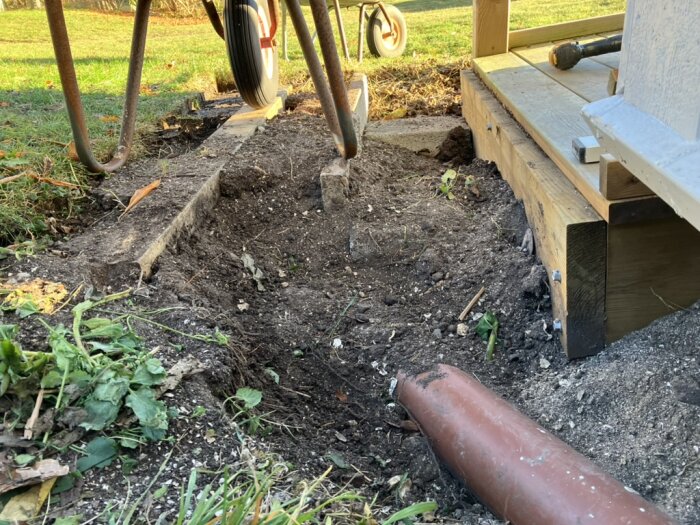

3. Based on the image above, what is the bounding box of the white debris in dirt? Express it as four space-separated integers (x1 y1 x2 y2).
456 323 468 337
371 360 388 376
332 338 343 349
539 357 551 369
389 377 398 397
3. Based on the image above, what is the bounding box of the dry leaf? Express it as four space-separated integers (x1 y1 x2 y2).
67 141 79 161
99 114 120 124
0 459 69 494
0 150 5 159
0 479 57 521
385 107 407 120
1 279 69 315
0 101 9 107
335 389 348 403
29 172 80 189
140 84 157 96
119 179 161 219
400 420 420 432
165 61 176 69
45 80 55 89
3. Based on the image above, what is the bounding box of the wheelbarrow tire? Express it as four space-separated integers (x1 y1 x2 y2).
224 0 279 109
367 5 407 58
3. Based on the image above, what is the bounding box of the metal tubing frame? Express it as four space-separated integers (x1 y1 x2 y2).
285 0 357 159
45 0 152 173
357 3 367 62
48 0 355 173
202 0 225 39
331 0 350 60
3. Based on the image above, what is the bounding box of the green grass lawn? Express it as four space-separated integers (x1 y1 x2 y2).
0 0 624 246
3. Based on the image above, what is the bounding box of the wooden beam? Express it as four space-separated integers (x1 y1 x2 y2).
606 217 700 342
509 13 625 49
471 53 670 226
473 0 510 58
584 97 700 232
599 153 653 200
462 70 606 358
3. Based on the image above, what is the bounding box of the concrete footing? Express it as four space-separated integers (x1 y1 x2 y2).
320 158 350 211
365 116 470 158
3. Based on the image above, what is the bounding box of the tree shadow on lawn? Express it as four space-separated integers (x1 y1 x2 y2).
396 0 472 13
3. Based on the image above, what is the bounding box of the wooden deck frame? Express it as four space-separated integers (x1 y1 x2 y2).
465 1 700 358
462 72 606 358
472 0 624 58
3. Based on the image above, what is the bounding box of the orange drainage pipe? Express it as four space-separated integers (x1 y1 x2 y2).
396 364 678 525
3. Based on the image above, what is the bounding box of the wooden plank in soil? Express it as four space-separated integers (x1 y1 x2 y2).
462 70 607 358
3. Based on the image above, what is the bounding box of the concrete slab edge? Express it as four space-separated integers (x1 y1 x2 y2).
136 93 287 279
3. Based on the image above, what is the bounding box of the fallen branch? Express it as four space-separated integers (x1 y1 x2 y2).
458 286 485 321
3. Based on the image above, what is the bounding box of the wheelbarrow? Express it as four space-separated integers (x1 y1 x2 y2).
282 1 408 62
44 0 359 174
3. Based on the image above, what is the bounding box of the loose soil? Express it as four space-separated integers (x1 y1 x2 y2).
2 109 698 524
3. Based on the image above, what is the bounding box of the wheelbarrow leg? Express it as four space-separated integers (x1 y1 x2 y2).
282 0 289 60
331 0 350 61
45 0 152 173
201 0 224 39
284 0 357 159
358 3 367 63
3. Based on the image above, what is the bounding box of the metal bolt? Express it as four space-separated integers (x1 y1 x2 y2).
552 270 562 283
552 319 563 332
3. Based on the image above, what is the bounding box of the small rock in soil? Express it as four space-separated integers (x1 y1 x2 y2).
522 264 548 298
384 294 398 306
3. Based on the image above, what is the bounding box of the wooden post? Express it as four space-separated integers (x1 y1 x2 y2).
473 0 510 58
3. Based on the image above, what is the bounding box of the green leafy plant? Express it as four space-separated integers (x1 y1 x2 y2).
224 387 265 434
0 291 170 446
475 311 500 361
438 169 457 200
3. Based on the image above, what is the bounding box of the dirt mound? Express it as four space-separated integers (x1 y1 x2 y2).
2 111 697 524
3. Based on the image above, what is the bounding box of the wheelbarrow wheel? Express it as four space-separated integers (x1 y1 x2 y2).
224 0 279 109
367 5 407 58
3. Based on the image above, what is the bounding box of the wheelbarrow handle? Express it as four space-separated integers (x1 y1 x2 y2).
285 0 357 159
45 0 152 173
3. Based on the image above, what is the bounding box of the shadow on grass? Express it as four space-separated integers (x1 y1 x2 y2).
397 0 472 13
0 84 199 244
1 56 166 67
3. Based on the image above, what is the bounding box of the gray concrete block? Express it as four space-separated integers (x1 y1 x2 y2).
320 158 350 211
348 73 369 139
365 116 470 157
